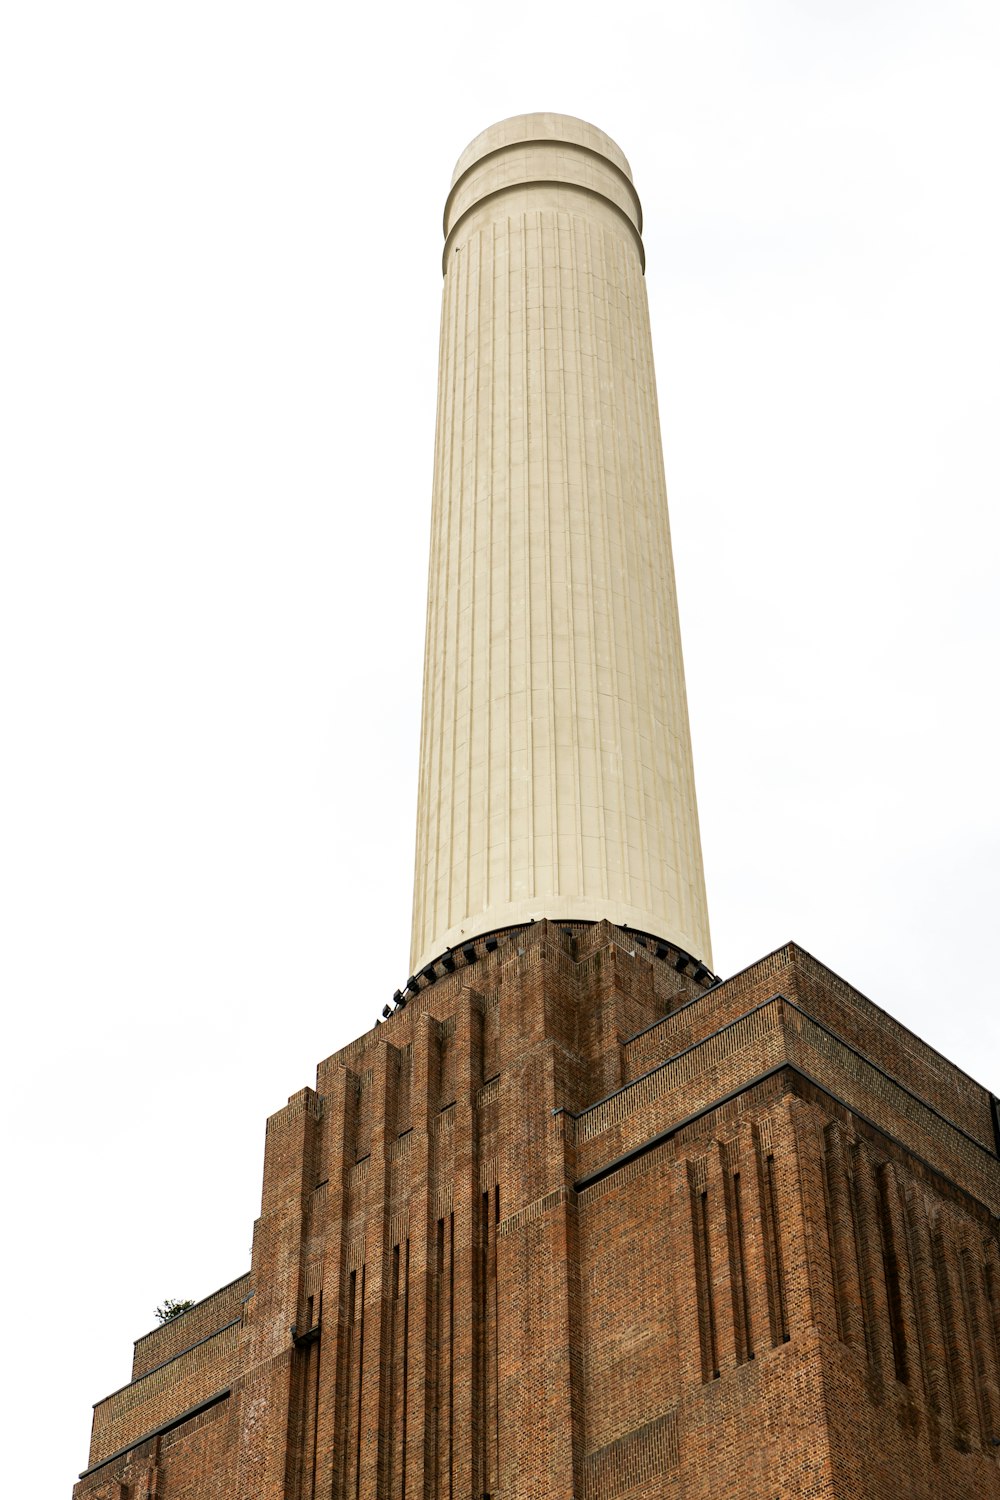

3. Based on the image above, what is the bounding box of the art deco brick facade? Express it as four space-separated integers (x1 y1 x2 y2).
74 115 1000 1497
76 924 1000 1498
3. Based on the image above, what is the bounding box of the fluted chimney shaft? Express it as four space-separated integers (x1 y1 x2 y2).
411 113 711 974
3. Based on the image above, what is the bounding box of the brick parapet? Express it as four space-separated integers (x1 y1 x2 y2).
75 1394 233 1499
90 1321 240 1465
581 993 999 1213
131 1272 251 1379
625 944 994 1152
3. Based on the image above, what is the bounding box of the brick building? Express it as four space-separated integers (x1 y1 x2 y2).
74 117 1000 1499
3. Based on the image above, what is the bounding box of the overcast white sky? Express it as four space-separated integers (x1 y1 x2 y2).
2 1 998 1489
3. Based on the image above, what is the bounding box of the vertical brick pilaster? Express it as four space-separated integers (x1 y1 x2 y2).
767 1098 817 1342
704 1141 738 1373
823 1121 866 1352
932 1210 979 1444
960 1235 1000 1444
984 1242 1000 1410
451 988 480 1498
403 1013 433 1500
313 1066 351 1500
851 1140 896 1384
233 1086 322 1500
877 1161 919 1389
787 1098 838 1340
675 1153 711 1387
497 1191 580 1499
720 1133 754 1365
753 1114 790 1348
358 1045 393 1499
904 1181 953 1426
736 1118 774 1359
494 941 583 1499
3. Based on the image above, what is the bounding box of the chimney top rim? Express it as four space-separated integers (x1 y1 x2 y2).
451 113 633 188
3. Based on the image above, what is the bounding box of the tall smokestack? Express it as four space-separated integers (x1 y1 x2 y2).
411 113 711 975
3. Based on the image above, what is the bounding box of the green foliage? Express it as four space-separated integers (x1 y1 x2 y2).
155 1297 196 1324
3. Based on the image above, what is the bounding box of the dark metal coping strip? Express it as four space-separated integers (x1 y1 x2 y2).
98 1318 242 1405
574 1063 998 1221
442 180 645 275
79 1389 230 1479
443 136 643 237
567 993 997 1162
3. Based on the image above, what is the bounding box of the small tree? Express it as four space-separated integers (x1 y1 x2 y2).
155 1297 196 1324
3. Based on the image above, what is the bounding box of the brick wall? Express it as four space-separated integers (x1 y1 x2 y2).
131 1273 251 1378
73 922 1000 1498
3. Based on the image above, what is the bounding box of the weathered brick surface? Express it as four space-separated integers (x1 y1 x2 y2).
90 1321 240 1465
73 923 1000 1497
